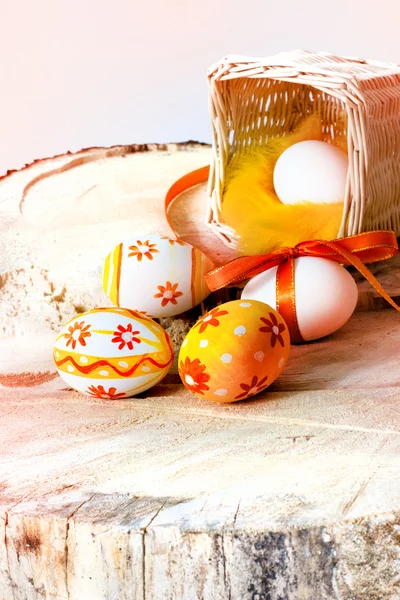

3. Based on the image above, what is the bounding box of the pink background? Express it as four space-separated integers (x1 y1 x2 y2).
1 0 399 174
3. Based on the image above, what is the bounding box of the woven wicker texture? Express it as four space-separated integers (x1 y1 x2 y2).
207 50 400 247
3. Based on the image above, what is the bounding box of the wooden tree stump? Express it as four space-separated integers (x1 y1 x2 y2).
0 145 400 599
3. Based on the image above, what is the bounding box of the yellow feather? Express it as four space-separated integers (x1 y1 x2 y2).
221 116 345 255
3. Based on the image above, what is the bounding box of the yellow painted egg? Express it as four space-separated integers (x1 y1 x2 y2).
102 235 214 317
53 307 173 398
178 299 290 403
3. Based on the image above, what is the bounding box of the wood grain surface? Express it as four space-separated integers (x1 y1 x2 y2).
0 144 400 599
1 309 400 599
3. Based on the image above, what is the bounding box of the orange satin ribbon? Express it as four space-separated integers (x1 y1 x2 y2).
165 165 210 233
204 232 400 343
164 167 400 344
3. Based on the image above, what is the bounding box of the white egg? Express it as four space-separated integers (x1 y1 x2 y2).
241 257 358 342
273 140 348 205
102 235 214 318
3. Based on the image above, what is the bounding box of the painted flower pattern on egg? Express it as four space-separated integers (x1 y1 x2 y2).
87 385 126 399
179 300 290 403
195 307 229 334
65 321 91 350
154 281 183 307
235 375 269 400
179 356 210 395
111 323 141 351
259 313 286 348
128 240 159 261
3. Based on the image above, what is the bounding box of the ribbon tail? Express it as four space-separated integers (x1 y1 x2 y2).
322 241 400 311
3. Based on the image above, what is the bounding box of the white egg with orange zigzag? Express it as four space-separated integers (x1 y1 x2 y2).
53 307 173 399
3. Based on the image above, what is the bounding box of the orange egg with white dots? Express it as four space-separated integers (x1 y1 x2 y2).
178 300 290 403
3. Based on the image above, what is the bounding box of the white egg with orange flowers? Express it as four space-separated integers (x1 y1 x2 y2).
53 307 173 398
102 234 214 317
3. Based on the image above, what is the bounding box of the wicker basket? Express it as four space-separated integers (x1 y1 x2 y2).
207 50 400 248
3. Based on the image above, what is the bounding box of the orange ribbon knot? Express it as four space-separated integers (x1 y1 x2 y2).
204 231 400 343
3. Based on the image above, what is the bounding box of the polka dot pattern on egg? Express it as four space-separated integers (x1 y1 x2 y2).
221 353 232 364
234 325 246 336
178 300 290 403
214 389 228 396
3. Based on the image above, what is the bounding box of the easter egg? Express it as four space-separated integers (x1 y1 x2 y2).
53 307 173 398
273 140 348 205
241 257 358 342
178 299 290 403
102 235 214 317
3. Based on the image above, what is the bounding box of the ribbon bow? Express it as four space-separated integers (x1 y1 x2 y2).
205 231 400 343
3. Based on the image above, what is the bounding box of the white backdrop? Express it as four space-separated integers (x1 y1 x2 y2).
1 0 399 174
